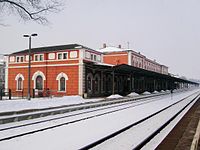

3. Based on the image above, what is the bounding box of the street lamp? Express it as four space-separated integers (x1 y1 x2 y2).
23 33 37 100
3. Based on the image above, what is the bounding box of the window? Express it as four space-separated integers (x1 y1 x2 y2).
40 55 43 61
58 53 62 59
35 55 38 61
16 56 24 62
17 77 23 90
20 57 24 62
63 53 67 59
91 54 94 60
94 55 97 61
60 77 66 91
36 75 43 90
15 73 24 91
34 54 44 61
87 74 93 93
57 52 68 60
16 57 20 62
56 72 68 92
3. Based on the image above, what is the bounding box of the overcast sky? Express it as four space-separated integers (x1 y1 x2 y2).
0 0 200 79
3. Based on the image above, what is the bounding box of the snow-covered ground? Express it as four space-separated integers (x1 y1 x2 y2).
0 96 103 113
0 88 191 113
0 89 199 150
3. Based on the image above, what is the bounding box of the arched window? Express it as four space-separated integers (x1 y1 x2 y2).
107 75 112 92
60 77 66 91
15 73 24 91
17 77 23 90
86 73 93 93
94 74 100 94
36 75 43 90
32 71 46 90
56 72 68 92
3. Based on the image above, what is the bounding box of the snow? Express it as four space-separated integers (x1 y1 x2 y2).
98 47 125 53
94 62 114 67
142 91 151 95
93 91 200 150
160 90 165 93
0 96 103 113
142 96 198 150
152 91 159 94
127 92 139 97
106 94 123 99
0 89 199 150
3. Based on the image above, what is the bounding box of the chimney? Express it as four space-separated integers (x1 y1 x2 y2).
118 45 122 49
103 43 106 48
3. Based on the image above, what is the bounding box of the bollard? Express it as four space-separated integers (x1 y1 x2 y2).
9 89 11 100
0 89 2 100
32 89 35 98
22 90 24 99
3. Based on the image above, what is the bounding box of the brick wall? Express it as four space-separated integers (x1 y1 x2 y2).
103 52 128 65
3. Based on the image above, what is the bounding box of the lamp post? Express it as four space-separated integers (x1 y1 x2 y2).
23 33 37 100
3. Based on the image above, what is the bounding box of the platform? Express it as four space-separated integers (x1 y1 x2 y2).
156 97 200 150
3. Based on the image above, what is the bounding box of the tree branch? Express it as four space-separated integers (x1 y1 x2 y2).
0 0 63 24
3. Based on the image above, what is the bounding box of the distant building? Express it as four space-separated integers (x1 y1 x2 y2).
99 44 168 75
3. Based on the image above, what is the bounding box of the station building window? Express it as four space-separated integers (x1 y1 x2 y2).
34 54 44 61
16 56 24 63
94 74 100 94
57 52 68 60
36 75 43 90
56 72 68 92
60 77 66 91
32 71 46 90
87 73 93 93
15 73 24 91
17 77 23 90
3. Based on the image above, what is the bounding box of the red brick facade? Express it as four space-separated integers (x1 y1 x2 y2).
7 44 169 98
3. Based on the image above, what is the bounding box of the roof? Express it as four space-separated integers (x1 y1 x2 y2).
10 44 94 55
98 46 126 53
112 64 199 84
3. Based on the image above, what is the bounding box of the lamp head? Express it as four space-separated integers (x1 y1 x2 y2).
23 35 29 37
31 33 38 37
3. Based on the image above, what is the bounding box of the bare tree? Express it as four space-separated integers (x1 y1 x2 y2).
0 0 63 24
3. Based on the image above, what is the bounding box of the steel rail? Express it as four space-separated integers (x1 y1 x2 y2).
79 91 200 150
0 92 171 125
0 92 176 142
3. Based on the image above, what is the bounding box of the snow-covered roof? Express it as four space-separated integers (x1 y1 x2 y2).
98 46 126 53
94 62 114 67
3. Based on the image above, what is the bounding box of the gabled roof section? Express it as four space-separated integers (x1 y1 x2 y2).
10 44 94 55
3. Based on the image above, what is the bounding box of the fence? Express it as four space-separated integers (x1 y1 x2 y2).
0 88 59 100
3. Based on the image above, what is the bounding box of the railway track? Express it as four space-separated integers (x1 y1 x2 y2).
0 88 193 125
0 91 171 125
80 91 200 150
0 92 172 141
0 89 199 150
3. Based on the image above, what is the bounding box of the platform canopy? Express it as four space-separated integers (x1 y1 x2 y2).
85 62 199 85
112 64 199 85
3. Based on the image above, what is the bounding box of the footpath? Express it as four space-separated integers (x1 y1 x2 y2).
156 97 200 150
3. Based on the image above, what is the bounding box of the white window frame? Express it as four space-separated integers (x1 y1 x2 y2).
56 72 68 92
32 71 46 90
57 52 68 60
15 73 24 91
16 56 24 63
34 54 44 62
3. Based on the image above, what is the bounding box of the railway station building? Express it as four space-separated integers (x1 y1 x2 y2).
6 44 198 98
